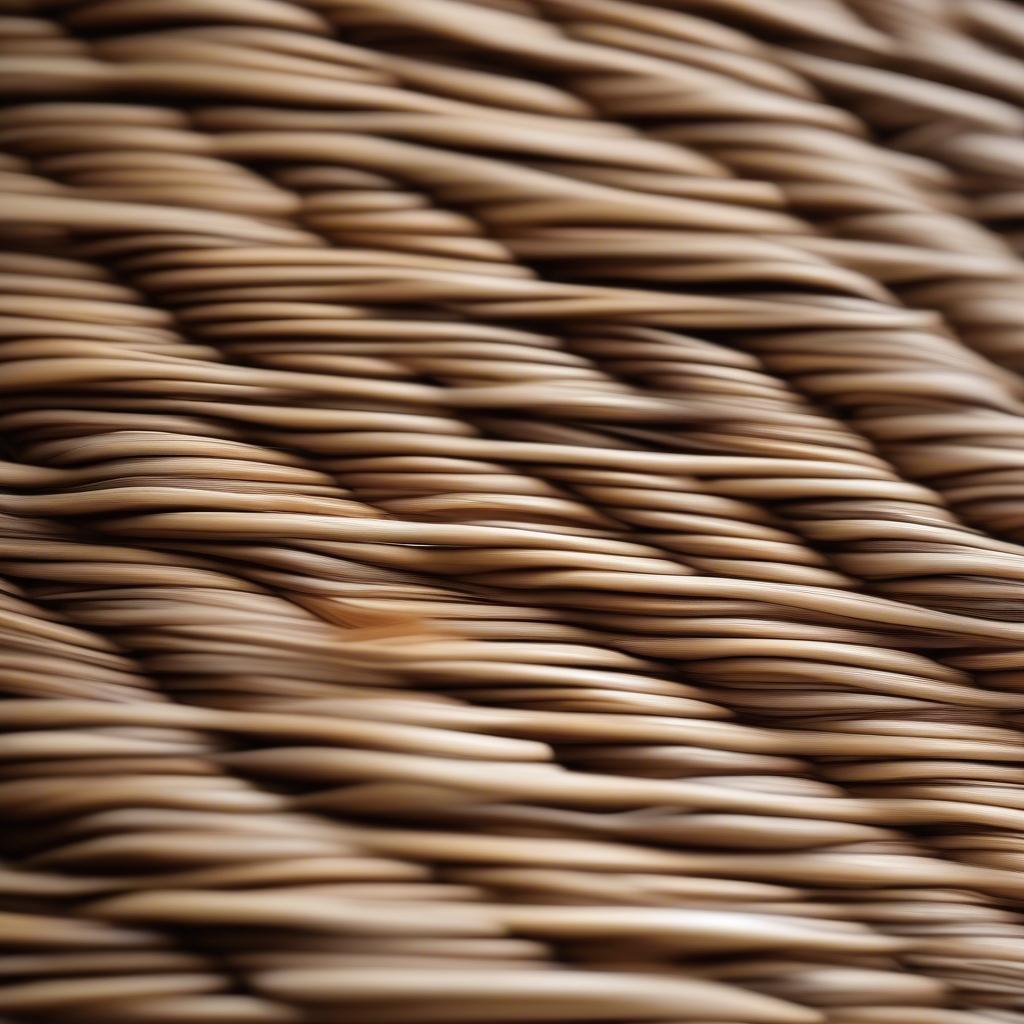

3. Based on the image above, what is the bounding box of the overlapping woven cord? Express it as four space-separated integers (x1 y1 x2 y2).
7 1 1024 1022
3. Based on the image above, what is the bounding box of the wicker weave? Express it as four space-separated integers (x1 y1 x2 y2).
5 1 1024 1021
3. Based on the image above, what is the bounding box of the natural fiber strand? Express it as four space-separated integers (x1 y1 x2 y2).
6 1 1024 1021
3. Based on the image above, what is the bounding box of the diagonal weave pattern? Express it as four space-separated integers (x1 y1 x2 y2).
6 0 1024 1021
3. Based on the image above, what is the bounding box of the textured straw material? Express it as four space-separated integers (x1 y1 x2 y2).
10 0 1024 1021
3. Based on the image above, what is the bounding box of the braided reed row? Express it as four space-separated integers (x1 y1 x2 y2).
6 1 1024 1021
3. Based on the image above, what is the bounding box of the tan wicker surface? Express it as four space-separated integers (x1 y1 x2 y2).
5 2 1024 1021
